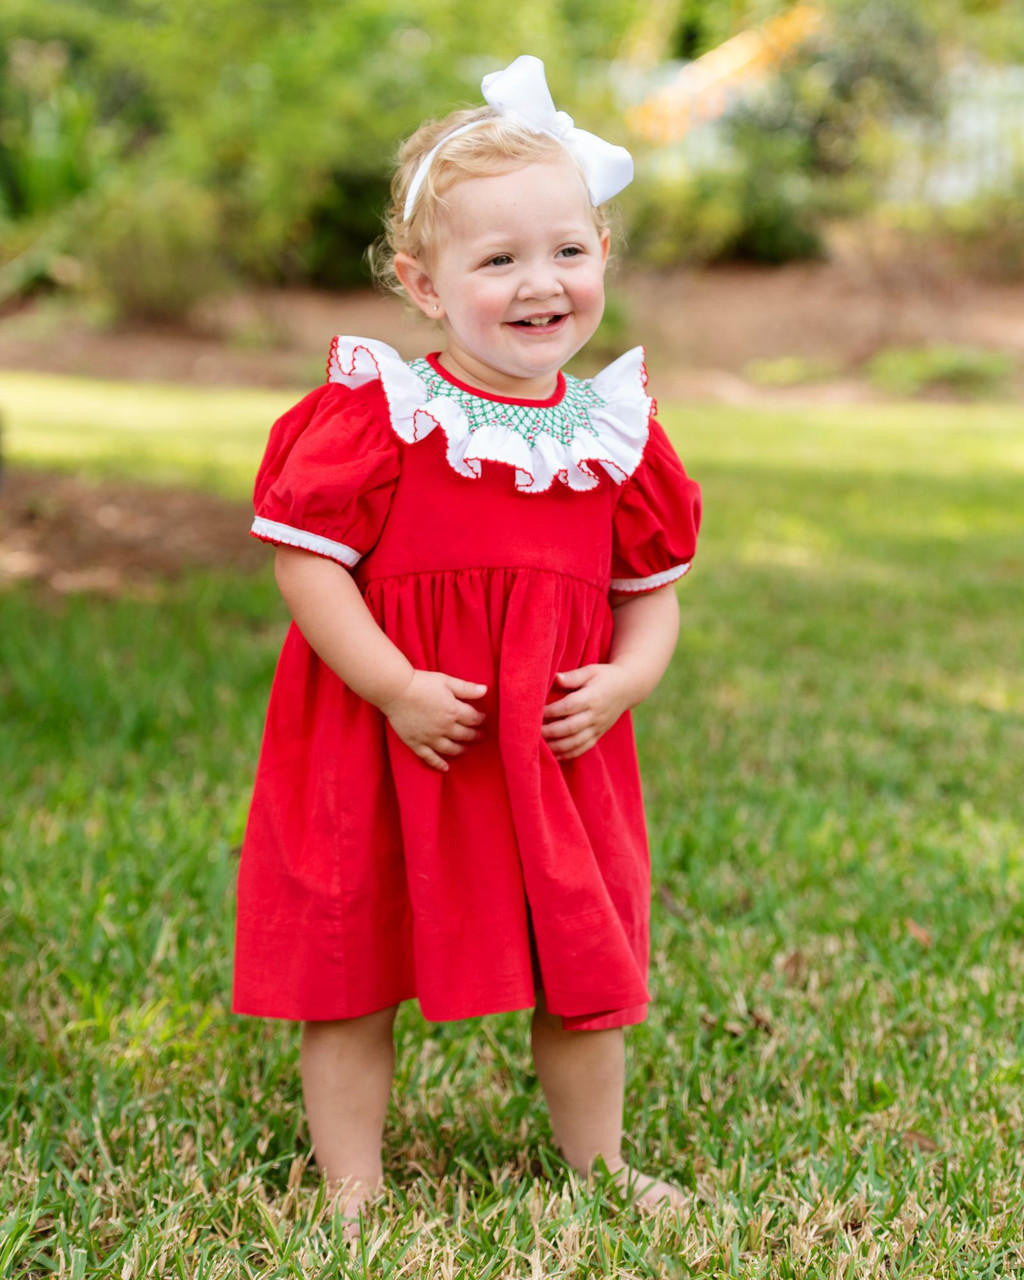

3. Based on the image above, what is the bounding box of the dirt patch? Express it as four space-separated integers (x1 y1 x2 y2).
0 466 265 596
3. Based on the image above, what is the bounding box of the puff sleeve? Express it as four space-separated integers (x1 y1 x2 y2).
610 417 702 596
250 380 401 569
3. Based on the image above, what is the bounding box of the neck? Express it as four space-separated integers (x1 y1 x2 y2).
437 351 561 401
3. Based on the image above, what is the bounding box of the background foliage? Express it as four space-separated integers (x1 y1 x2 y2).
1 0 1021 316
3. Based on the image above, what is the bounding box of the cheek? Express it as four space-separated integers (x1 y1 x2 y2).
575 269 607 314
459 285 510 326
479 280 514 311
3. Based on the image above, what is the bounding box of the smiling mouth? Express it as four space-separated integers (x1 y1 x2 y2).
510 314 566 328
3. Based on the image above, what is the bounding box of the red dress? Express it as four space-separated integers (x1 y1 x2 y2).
233 338 701 1031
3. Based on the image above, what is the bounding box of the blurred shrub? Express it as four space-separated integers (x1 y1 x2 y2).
0 35 128 303
0 0 983 308
76 164 227 323
296 170 393 290
745 355 841 386
628 0 945 270
625 153 823 269
867 344 1015 398
935 178 1024 282
717 125 826 264
0 0 646 314
622 172 742 267
728 0 943 240
0 38 122 222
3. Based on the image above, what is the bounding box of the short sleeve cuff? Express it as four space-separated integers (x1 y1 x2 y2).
251 516 362 567
610 562 690 594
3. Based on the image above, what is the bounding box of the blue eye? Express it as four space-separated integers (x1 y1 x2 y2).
486 254 513 267
558 245 583 258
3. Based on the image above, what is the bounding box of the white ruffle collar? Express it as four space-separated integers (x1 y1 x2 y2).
326 336 652 494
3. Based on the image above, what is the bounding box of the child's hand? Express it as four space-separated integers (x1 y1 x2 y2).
541 664 636 761
380 671 487 772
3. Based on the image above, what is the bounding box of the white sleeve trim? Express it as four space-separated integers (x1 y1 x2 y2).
251 517 362 568
610 562 691 593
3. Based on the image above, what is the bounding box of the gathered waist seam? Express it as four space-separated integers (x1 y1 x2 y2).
359 564 608 594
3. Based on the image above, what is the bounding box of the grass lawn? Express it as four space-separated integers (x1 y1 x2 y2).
2 373 1023 1277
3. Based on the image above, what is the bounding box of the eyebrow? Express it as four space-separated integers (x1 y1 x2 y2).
460 224 593 251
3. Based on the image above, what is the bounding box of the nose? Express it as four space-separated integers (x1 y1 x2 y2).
515 262 565 302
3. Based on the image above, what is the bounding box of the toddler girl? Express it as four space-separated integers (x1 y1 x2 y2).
233 55 702 1224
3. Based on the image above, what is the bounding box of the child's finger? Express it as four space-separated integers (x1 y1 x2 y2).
446 723 482 743
549 732 594 759
416 744 449 771
555 666 596 688
548 724 597 749
542 691 585 719
446 676 488 700
454 703 487 726
541 712 589 740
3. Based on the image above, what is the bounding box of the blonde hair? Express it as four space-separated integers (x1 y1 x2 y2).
371 107 610 298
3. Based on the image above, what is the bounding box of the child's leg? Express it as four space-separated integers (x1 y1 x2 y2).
530 998 684 1211
300 1006 398 1216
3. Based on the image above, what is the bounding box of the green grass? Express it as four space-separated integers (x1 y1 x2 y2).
2 374 1024 1276
0 372 290 497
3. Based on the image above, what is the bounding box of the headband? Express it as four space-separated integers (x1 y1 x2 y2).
402 55 634 222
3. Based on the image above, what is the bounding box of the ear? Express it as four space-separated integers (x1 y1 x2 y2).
394 252 444 320
598 227 611 266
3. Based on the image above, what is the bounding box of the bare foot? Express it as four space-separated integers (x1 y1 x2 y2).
327 1176 382 1241
603 1159 687 1213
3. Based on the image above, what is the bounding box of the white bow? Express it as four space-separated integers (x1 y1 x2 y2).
403 55 633 221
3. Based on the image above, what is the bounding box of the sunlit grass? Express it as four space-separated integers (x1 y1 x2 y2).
4 370 1024 496
0 371 291 497
2 375 1023 1276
